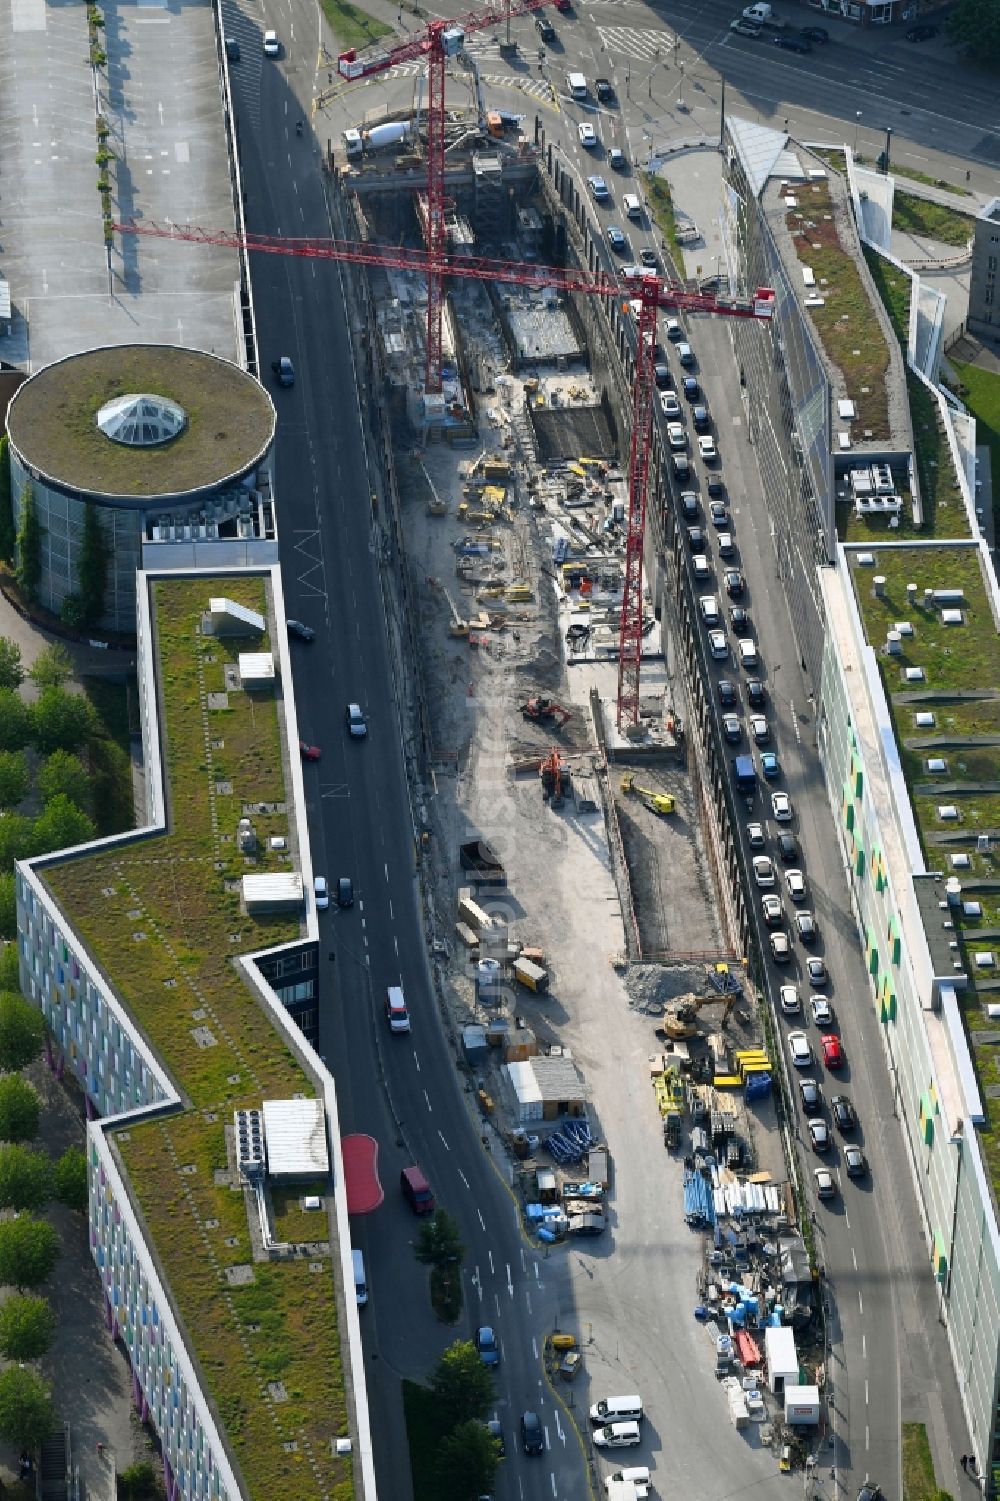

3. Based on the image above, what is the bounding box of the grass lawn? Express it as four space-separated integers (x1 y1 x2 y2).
857 157 974 198
949 360 1000 528
863 245 910 349
318 0 392 53
402 1380 450 1501
903 696 1000 741
785 180 891 439
907 371 970 538
902 1423 942 1501
893 191 975 248
641 172 682 269
915 789 1000 833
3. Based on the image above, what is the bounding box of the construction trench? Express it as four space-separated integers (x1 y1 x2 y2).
326 130 830 1467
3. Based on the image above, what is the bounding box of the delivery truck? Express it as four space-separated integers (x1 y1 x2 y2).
741 3 788 26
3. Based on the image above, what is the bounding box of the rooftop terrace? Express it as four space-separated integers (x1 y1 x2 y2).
42 575 352 1501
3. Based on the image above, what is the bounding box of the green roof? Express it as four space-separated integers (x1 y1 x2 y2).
7 347 275 501
44 576 352 1501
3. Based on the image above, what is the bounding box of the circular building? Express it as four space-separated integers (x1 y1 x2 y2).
6 345 276 633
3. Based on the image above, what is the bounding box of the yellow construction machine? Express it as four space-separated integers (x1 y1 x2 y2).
658 991 738 1041
620 772 675 816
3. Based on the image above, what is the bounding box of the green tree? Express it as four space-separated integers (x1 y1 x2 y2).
0 945 20 995
0 1217 60 1288
14 487 42 603
0 1076 40 1143
38 749 90 811
28 643 73 692
0 1366 56 1448
0 814 37 868
31 687 96 754
0 689 33 752
78 505 109 627
435 1418 500 1501
0 436 15 564
430 1341 494 1428
59 594 87 633
0 1294 55 1361
120 1462 159 1500
947 0 1000 64
0 874 15 944
53 1146 88 1213
414 1208 465 1271
0 992 45 1073
33 793 95 855
0 639 24 692
0 1145 51 1212
0 750 29 808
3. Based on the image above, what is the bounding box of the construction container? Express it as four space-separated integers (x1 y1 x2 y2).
505 1028 537 1062
458 891 494 933
514 958 549 994
587 1146 610 1189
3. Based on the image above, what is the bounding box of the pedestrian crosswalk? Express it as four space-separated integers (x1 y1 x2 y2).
594 25 678 60
386 58 554 102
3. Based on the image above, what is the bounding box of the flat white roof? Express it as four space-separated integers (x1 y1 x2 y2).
764 1324 797 1373
262 1097 329 1179
239 652 276 682
506 1060 542 1107
241 872 304 906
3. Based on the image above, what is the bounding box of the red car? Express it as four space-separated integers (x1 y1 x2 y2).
299 740 322 761
821 1034 843 1069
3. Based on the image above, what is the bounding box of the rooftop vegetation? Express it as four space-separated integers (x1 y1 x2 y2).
892 191 975 249
43 576 351 1501
783 179 892 440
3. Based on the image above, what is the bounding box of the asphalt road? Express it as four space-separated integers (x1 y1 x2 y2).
230 22 588 1501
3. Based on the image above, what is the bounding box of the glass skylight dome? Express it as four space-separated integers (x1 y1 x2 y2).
97 393 186 447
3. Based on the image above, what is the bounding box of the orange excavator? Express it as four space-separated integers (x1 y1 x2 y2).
521 696 573 728
540 747 567 808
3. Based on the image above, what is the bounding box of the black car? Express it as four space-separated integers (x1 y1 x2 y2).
521 1412 544 1456
730 606 750 635
777 830 798 863
336 876 354 908
224 34 241 59
682 376 700 401
535 13 555 38
718 679 738 708
774 32 811 51
640 248 659 268
857 1484 883 1501
706 474 725 497
692 404 711 432
654 363 672 389
832 1095 857 1133
286 618 315 641
800 25 829 41
686 526 705 553
905 22 937 39
746 677 765 708
680 492 699 520
724 569 744 598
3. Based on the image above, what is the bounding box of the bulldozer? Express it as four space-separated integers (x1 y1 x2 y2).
657 991 739 1041
521 696 572 728
620 772 675 816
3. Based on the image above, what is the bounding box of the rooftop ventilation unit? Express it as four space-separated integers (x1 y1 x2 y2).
235 1107 266 1180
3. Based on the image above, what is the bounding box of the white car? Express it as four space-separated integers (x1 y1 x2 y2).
587 174 610 201
579 122 597 147
697 435 718 462
699 593 720 624
346 703 368 738
810 995 832 1026
692 555 711 581
788 1030 811 1068
750 714 769 743
806 956 828 987
779 984 801 1015
708 630 728 660
770 931 791 963
814 1166 836 1200
762 894 783 926
771 791 792 822
753 855 775 887
263 28 280 54
667 422 686 450
785 868 806 901
747 822 765 848
665 318 683 341
314 876 330 910
660 392 681 417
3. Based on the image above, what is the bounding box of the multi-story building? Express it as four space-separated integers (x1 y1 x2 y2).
966 197 1000 342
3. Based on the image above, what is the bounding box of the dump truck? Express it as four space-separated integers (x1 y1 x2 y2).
459 839 506 888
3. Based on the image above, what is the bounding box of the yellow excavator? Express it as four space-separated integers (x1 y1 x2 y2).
620 772 675 816
659 991 738 1041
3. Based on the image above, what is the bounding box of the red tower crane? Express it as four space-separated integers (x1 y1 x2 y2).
335 0 559 394
114 220 774 725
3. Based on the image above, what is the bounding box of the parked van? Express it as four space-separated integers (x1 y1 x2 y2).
400 1164 435 1215
590 1395 644 1424
593 1421 642 1449
352 1248 368 1306
386 985 410 1033
622 193 642 220
606 1469 650 1499
567 71 588 99
738 637 759 669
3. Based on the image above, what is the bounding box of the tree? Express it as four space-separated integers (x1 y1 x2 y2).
414 1208 465 1271
14 487 42 604
947 0 1000 64
0 437 15 565
0 945 20 994
0 639 24 692
0 751 29 808
0 1077 40 1143
120 1463 159 1500
37 750 90 812
0 1366 56 1448
0 1294 54 1361
53 1146 88 1213
59 593 87 633
0 874 15 944
0 1146 51 1212
0 689 33 752
0 992 45 1073
0 814 37 868
435 1419 500 1501
78 505 109 627
0 1217 60 1288
28 643 73 692
31 688 96 755
33 793 95 855
430 1341 494 1428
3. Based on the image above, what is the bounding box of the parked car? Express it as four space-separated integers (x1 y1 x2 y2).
832 1095 857 1133
788 1031 811 1068
337 876 354 908
906 22 938 39
821 1033 843 1069
314 876 329 910
485 1419 506 1458
779 984 801 1015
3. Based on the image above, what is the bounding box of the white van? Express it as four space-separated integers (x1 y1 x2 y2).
593 1421 642 1449
590 1395 644 1424
622 193 642 220
738 637 759 668
606 1469 650 1499
567 71 587 99
352 1248 368 1306
386 985 410 1033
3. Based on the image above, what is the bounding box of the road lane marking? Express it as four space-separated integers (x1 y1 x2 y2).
438 1129 451 1151
488 1250 494 1274
520 1248 527 1272
507 1264 514 1297
388 900 393 919
458 1169 470 1189
532 1336 538 1359
472 1266 482 1301
866 1425 870 1450
384 863 389 880
554 1409 563 1445
852 1248 857 1270
865 1379 869 1407
533 1262 540 1281
478 1209 486 1230
862 1334 866 1359
394 937 399 956
413 1050 420 1072
549 1467 556 1492
525 1291 532 1315
858 1290 864 1316
423 1088 432 1112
